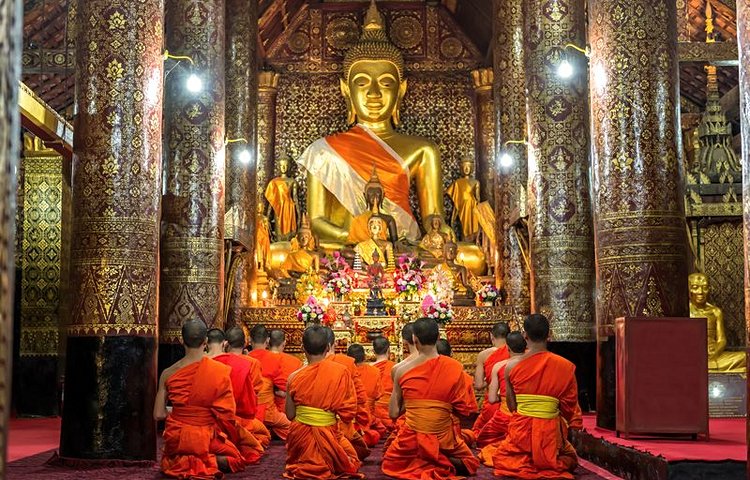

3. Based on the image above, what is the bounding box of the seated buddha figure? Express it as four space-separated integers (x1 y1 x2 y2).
347 166 399 244
354 216 395 270
419 215 454 261
280 215 320 277
434 241 472 299
688 272 745 373
297 0 445 244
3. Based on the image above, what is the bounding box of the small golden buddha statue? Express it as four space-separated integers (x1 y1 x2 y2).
264 156 299 241
297 0 446 243
419 215 452 260
348 167 399 244
688 272 745 373
255 202 271 271
447 158 480 241
280 215 320 277
434 241 472 299
354 216 395 270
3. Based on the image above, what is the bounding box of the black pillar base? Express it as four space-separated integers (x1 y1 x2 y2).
15 356 59 416
596 335 616 429
60 336 157 460
547 341 597 412
158 342 184 376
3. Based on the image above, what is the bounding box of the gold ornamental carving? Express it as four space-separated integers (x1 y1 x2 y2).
390 15 423 50
325 17 359 51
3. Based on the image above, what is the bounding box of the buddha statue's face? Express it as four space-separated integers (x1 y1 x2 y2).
689 273 709 306
279 159 289 175
461 161 473 176
344 60 404 125
430 215 441 232
366 186 383 208
444 243 457 261
298 230 312 248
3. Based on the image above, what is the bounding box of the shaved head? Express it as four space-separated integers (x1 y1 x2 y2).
207 328 225 345
524 314 550 342
303 325 329 355
413 318 439 346
506 331 527 354
436 338 452 356
250 324 269 344
373 336 390 355
347 344 366 364
225 326 246 349
269 329 286 348
492 322 509 339
182 319 207 348
323 326 335 347
401 322 415 346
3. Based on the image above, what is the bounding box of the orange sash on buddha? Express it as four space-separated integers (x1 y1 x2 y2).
473 345 510 440
264 178 297 235
160 358 246 478
381 356 479 480
372 359 396 430
248 349 291 441
284 361 363 480
273 352 303 412
489 351 580 479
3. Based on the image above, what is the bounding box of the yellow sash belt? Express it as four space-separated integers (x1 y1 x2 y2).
404 399 453 434
515 394 559 419
295 405 337 427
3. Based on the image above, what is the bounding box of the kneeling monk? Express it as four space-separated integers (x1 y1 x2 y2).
437 338 478 448
155 319 245 478
372 336 396 431
490 314 581 479
284 325 363 480
248 324 292 440
348 343 384 444
473 322 510 445
382 318 479 479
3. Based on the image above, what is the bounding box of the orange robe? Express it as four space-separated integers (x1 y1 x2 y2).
264 177 297 235
381 356 479 480
284 361 363 480
273 351 303 412
327 354 371 459
213 353 271 452
357 363 385 444
248 348 291 440
160 357 245 478
490 351 580 479
473 345 509 441
455 371 479 448
477 359 513 461
372 359 396 430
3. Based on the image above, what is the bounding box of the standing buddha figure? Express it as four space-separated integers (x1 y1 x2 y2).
688 272 745 373
297 0 445 243
447 158 480 241
264 156 299 241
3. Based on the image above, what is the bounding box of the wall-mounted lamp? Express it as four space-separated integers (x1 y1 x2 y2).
163 50 203 93
499 139 528 169
557 43 590 79
225 137 252 164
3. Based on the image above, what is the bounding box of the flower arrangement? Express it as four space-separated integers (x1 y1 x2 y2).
393 254 426 300
477 284 500 305
297 296 325 324
421 294 453 324
325 275 352 298
322 252 354 300
295 270 324 304
428 266 454 303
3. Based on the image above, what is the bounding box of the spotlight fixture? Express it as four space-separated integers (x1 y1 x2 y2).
186 73 203 93
557 59 574 79
556 43 590 79
239 149 251 164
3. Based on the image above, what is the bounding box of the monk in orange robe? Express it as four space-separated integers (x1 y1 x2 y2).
348 343 384 444
384 322 419 450
437 338 478 448
473 322 510 445
155 320 246 478
477 331 527 457
247 324 291 440
284 325 363 479
382 318 479 479
323 327 371 460
213 327 272 451
372 336 396 431
488 314 581 479
269 329 303 412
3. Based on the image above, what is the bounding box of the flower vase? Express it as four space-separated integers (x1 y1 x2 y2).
482 300 494 307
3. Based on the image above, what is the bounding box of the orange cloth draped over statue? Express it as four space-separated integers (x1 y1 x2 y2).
381 356 479 480
326 354 372 458
489 351 581 479
473 345 509 442
212 353 271 450
477 359 512 458
248 349 291 440
284 361 363 480
357 363 385 443
264 178 297 235
372 358 396 430
273 352 303 412
160 357 246 478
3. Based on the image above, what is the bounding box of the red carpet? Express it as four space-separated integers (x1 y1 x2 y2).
7 417 620 479
581 413 746 462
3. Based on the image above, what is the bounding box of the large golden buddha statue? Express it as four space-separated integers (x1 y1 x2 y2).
297 0 444 243
688 272 745 373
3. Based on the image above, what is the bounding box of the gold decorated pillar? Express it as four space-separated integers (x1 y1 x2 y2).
524 0 594 341
257 70 280 203
224 0 258 325
60 0 162 460
590 0 688 428
161 0 226 346
493 0 530 313
471 68 495 206
0 0 20 473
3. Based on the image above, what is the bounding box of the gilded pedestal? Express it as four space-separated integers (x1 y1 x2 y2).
589 0 688 428
492 0 530 312
161 0 226 347
0 1 20 473
60 0 162 460
258 71 280 203
524 0 594 342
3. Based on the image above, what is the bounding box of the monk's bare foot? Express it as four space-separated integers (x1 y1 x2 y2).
216 455 230 473
448 456 469 476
